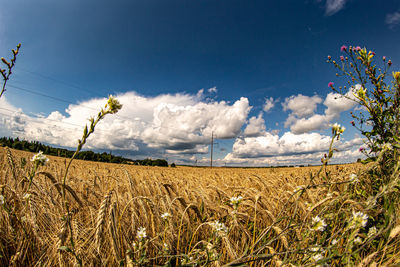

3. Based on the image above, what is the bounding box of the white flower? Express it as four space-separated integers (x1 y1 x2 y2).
354 236 363 245
136 227 147 240
230 196 243 207
163 243 168 250
382 143 393 151
0 195 4 205
311 216 327 232
331 123 345 136
294 185 305 193
23 193 31 200
368 226 377 238
313 253 324 262
350 211 368 229
161 212 171 220
309 245 323 252
331 239 338 245
349 173 359 183
210 220 228 235
31 151 49 166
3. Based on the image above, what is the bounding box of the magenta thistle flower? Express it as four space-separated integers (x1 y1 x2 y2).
341 45 347 52
328 82 334 88
359 147 365 152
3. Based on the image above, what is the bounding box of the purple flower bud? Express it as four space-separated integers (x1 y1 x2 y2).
351 121 355 126
359 147 364 152
341 45 347 52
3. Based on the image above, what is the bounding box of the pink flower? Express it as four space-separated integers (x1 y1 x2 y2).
356 46 361 51
327 55 331 60
359 147 365 152
340 56 344 61
383 56 386 61
328 82 334 88
388 60 392 66
341 45 347 52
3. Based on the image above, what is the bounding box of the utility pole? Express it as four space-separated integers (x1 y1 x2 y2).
210 132 218 168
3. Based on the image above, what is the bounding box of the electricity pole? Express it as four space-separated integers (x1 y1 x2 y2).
210 132 218 168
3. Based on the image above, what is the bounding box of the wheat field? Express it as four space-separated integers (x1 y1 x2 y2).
0 147 375 266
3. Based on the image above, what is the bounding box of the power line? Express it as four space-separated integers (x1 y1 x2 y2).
16 67 106 98
6 83 134 121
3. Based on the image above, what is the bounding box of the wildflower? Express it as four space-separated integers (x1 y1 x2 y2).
23 193 31 200
313 253 324 262
359 147 365 152
354 236 363 245
340 56 344 61
311 216 327 232
31 151 49 166
349 173 359 183
393 71 400 81
327 55 331 60
340 45 347 52
309 245 323 252
105 95 123 114
294 185 305 193
382 143 393 151
383 56 386 61
368 226 377 238
161 212 171 220
355 46 361 51
229 196 243 207
210 220 228 235
0 195 4 205
388 60 392 66
331 123 345 136
351 120 355 126
136 227 147 240
163 243 168 250
356 87 366 99
350 211 368 229
328 82 334 88
331 239 338 245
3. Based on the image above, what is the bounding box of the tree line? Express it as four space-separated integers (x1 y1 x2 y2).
0 137 169 166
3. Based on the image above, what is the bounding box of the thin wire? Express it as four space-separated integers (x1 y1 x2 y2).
6 83 134 121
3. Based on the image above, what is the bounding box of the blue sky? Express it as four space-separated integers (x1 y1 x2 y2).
1 0 399 166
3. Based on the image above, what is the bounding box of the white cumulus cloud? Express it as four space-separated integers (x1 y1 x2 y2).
263 97 275 112
283 87 358 134
325 0 347 16
1 91 251 155
386 11 400 29
243 113 266 137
